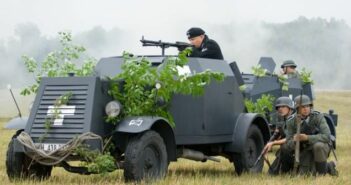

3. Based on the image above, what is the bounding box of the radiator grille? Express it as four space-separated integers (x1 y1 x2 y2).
30 85 88 141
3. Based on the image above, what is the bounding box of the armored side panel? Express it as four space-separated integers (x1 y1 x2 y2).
95 56 165 78
302 83 315 100
258 57 276 74
282 77 302 98
282 78 314 100
242 74 281 101
95 56 124 78
25 76 112 144
95 56 246 144
170 58 245 144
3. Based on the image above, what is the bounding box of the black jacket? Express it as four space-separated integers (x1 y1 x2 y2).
189 35 224 60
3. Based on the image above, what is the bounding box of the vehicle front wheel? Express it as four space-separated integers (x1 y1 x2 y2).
6 130 52 181
232 124 264 175
124 130 168 182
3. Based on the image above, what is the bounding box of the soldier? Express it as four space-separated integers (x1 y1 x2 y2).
263 96 295 174
283 95 337 175
280 60 299 78
186 27 224 60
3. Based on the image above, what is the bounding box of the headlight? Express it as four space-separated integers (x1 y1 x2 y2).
105 101 122 117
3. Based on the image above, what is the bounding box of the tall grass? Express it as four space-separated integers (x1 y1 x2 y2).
0 92 350 184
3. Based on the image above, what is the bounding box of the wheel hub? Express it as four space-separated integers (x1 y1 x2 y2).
246 138 258 165
143 146 160 173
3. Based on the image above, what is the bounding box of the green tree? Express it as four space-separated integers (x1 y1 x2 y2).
21 31 96 96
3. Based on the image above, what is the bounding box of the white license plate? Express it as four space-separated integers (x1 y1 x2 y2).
37 143 65 151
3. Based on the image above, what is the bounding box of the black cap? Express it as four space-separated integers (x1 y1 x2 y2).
186 27 205 39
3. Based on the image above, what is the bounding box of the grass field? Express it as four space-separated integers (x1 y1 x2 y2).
0 91 350 185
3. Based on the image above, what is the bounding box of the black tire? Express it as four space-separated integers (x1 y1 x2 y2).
233 124 264 175
6 130 52 181
124 130 168 182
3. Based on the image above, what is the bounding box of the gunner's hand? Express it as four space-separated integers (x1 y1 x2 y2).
293 134 308 142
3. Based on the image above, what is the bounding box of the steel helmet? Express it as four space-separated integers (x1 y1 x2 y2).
281 60 297 68
275 96 294 109
294 95 313 108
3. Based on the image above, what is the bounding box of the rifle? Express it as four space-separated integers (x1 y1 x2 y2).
294 91 303 174
140 36 190 56
253 128 281 167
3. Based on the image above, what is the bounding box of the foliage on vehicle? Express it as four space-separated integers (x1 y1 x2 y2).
278 75 289 91
107 48 225 127
239 84 247 92
252 64 267 77
21 31 96 96
300 67 314 85
75 146 116 174
245 94 275 118
251 64 289 91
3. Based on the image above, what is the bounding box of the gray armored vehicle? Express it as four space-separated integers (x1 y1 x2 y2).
5 40 337 182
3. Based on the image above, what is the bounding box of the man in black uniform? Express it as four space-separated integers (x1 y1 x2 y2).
186 27 224 60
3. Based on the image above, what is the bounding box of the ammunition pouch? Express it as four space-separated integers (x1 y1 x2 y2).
299 122 319 150
301 122 319 135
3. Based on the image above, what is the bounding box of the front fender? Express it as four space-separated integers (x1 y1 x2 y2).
226 113 270 153
4 117 28 130
115 116 177 161
115 116 169 133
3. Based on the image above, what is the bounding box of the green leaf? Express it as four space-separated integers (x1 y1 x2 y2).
107 51 224 127
20 31 96 96
245 94 275 118
20 88 31 96
278 75 290 91
252 64 267 77
300 67 314 85
239 85 247 92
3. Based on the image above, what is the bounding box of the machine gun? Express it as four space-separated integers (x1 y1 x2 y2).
140 36 191 56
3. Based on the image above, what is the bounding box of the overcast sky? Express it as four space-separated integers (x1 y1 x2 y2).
1 0 350 117
1 0 351 89
1 0 350 40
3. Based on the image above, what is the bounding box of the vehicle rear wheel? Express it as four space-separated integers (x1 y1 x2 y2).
233 124 264 175
6 130 52 181
124 130 168 182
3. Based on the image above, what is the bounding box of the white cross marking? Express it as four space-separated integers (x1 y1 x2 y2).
47 105 76 126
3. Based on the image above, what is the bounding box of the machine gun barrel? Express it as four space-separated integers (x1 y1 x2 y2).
140 36 190 56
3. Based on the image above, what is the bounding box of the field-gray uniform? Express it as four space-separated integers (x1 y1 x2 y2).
283 95 331 175
281 60 300 79
268 97 295 174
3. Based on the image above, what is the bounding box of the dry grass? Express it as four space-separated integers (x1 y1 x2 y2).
0 91 350 184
